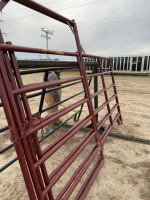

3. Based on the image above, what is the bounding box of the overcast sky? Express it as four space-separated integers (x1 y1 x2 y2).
0 0 150 60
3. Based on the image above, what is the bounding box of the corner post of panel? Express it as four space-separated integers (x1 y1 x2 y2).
136 56 138 72
141 56 144 72
129 56 132 72
123 57 126 71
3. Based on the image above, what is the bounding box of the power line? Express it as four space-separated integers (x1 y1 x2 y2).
5 17 150 37
2 0 107 21
77 12 150 24
3 12 150 35
3 0 61 14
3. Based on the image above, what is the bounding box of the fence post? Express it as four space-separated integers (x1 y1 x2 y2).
94 65 98 123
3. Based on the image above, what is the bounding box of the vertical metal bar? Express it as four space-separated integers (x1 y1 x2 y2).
136 57 138 72
108 59 123 124
146 56 149 71
94 65 98 123
3 41 49 199
1 37 48 199
0 50 44 200
130 56 132 72
73 22 102 157
7 43 54 199
39 70 49 114
119 57 121 71
127 57 129 71
123 57 125 71
97 58 113 125
102 59 104 69
141 56 144 72
112 57 114 70
0 72 36 200
74 77 92 122
116 57 118 71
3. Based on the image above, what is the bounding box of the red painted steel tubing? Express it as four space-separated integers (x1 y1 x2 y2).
26 98 89 138
5 41 53 199
34 116 93 170
62 147 99 200
82 53 109 60
34 135 54 200
0 0 9 11
0 53 25 134
108 59 123 124
101 113 121 144
56 146 97 200
73 23 101 150
75 159 104 200
0 44 78 56
3 50 48 198
42 131 97 197
48 132 96 188
91 84 115 99
0 73 36 199
0 42 48 199
42 115 92 156
13 0 74 26
48 129 94 181
98 58 113 125
97 104 119 130
94 94 117 116
86 71 112 78
12 76 83 95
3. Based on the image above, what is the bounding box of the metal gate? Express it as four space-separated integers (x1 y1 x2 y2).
0 1 122 199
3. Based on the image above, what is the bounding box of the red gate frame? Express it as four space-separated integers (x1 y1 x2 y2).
0 1 123 199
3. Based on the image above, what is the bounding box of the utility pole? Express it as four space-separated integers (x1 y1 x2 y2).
41 28 54 60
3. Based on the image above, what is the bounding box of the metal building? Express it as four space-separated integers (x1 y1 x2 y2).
84 56 150 74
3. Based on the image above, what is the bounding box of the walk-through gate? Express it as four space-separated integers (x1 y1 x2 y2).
0 0 122 199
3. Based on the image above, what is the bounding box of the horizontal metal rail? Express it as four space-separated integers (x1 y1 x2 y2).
35 115 93 169
86 71 112 78
97 103 118 130
0 125 8 133
101 113 121 144
0 109 82 172
19 66 79 74
26 98 89 138
0 78 91 154
0 143 14 155
75 159 104 200
0 78 91 108
0 44 78 56
56 146 98 199
0 90 85 154
91 84 115 99
59 147 99 199
17 61 98 69
0 157 18 173
94 94 117 116
12 76 83 95
82 53 110 60
42 131 96 197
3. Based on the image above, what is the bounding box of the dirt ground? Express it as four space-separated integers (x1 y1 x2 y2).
0 72 150 200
